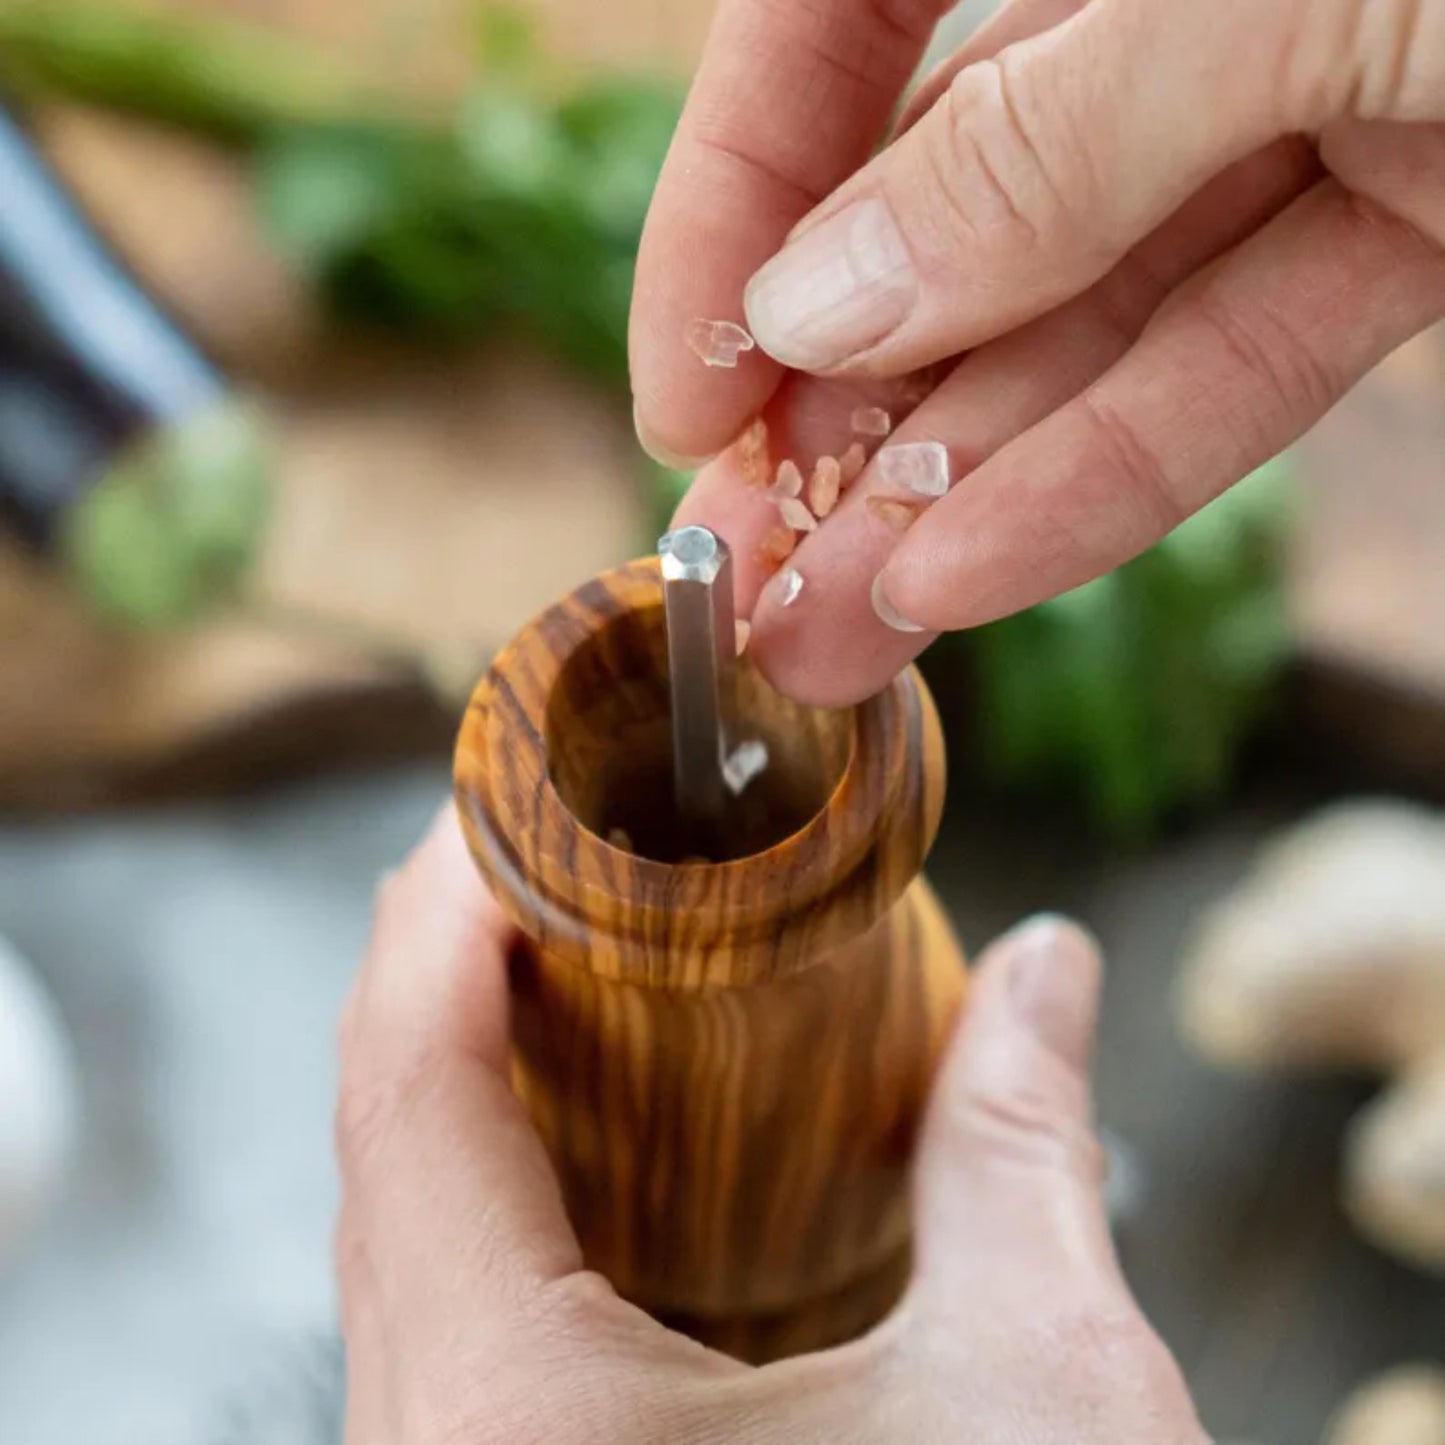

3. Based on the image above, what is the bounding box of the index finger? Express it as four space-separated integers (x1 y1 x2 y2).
630 0 952 467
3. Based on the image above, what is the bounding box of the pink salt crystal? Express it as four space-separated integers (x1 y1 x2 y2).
685 317 755 368
877 441 950 498
850 405 892 438
897 370 934 407
758 524 796 569
866 495 926 532
734 618 752 656
777 566 804 608
809 456 841 518
737 417 771 488
777 496 817 533
769 458 804 499
839 442 867 487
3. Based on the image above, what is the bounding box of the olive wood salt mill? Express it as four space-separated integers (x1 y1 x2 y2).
454 529 967 1363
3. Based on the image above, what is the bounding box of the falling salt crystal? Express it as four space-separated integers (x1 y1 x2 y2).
777 496 817 532
607 827 634 852
758 525 796 568
769 458 804 499
866 494 926 532
850 405 892 438
809 456 841 518
778 565 804 608
723 738 769 795
877 441 950 498
685 318 756 368
839 442 867 487
734 618 752 656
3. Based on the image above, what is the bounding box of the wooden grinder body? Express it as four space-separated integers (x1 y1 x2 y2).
455 559 966 1361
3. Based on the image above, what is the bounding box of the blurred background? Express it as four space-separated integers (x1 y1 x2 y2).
0 1 1441 1442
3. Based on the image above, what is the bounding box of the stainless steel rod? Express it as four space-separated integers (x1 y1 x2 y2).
658 525 735 837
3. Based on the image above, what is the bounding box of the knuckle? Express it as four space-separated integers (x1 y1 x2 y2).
1344 0 1435 118
1077 388 1189 533
1190 277 1342 432
335 1063 412 1181
934 56 1107 266
1279 0 1438 123
953 1076 1105 1183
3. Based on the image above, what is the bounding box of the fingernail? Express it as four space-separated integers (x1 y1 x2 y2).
632 401 714 471
871 572 925 632
744 197 916 371
1004 914 1099 1062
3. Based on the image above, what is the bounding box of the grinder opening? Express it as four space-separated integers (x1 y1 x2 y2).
544 605 851 863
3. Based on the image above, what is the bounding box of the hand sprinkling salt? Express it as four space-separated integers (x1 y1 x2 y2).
877 441 950 498
850 406 892 438
686 318 756 368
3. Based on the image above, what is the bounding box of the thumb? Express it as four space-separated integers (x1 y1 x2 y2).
743 0 1331 376
911 915 1125 1320
336 805 582 1346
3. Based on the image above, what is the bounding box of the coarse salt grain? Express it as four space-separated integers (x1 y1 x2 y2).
809 456 841 517
877 441 950 498
685 317 756 368
737 417 771 488
850 405 892 438
778 565 804 607
758 525 796 568
777 496 817 532
839 442 867 486
607 827 634 851
734 618 752 656
866 495 926 532
769 458 804 499
723 738 769 795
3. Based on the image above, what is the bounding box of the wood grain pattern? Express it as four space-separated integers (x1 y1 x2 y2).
455 557 967 1360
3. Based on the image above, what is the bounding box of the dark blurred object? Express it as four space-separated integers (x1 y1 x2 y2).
0 101 220 547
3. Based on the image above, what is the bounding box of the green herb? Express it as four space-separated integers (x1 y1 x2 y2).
968 454 1291 837
63 399 274 627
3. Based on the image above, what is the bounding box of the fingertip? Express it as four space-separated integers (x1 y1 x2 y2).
989 914 1102 1070
632 399 718 472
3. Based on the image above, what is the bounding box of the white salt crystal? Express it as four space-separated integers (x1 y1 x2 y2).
877 441 950 498
769 459 804 499
723 738 769 795
778 565 804 607
777 496 817 532
850 405 892 437
685 318 756 368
